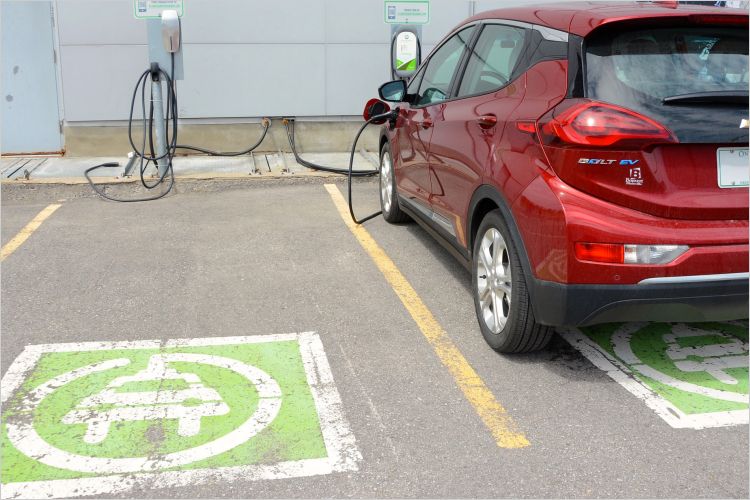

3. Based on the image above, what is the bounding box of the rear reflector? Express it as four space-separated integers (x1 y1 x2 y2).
575 243 624 264
575 243 689 264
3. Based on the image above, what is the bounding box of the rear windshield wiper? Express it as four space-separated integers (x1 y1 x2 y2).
662 91 749 105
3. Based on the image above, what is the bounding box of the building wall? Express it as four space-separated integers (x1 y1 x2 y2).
56 0 522 123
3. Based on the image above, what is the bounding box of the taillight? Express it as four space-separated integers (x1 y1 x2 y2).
575 243 689 265
539 99 677 149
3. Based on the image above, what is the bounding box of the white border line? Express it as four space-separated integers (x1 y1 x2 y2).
299 332 362 472
0 333 360 499
2 458 333 499
559 328 749 430
1 348 43 405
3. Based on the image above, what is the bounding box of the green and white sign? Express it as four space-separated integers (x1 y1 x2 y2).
1 333 360 499
134 0 184 19
385 1 430 25
563 322 749 429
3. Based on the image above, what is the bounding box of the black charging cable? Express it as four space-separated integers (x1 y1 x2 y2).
283 119 379 177
85 63 178 202
84 53 395 215
170 53 270 157
174 119 270 156
86 53 271 202
340 108 400 225
284 107 398 225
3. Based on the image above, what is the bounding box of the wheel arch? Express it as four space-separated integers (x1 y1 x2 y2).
379 131 389 154
467 185 536 291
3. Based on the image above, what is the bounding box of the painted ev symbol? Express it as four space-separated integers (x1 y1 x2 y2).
5 353 282 474
1 333 360 499
611 323 748 404
663 327 747 386
562 322 748 429
62 354 231 444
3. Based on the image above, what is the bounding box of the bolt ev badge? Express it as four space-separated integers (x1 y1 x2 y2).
578 158 639 166
579 158 616 165
740 119 749 129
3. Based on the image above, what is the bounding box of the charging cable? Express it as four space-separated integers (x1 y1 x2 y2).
170 52 270 158
284 110 398 225
84 54 396 218
86 54 270 202
174 118 270 156
85 64 178 202
284 119 378 177
287 109 399 225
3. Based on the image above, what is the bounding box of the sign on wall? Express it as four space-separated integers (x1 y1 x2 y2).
134 0 184 19
385 1 430 25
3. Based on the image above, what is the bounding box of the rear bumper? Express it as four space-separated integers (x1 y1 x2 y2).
530 274 749 326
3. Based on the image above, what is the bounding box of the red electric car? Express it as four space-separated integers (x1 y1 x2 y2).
367 1 749 353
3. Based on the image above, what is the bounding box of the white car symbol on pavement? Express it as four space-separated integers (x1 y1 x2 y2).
62 354 230 444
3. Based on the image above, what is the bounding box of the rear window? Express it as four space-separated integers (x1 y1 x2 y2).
585 25 749 143
586 26 748 102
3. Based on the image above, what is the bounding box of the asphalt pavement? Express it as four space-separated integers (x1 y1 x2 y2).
1 178 748 498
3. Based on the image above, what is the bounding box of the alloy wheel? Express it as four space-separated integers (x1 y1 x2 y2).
380 153 393 213
476 227 512 334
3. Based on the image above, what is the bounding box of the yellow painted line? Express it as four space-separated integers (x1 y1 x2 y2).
324 184 530 449
1 204 62 262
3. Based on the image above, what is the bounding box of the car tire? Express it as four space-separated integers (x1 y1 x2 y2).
380 143 410 223
472 209 552 353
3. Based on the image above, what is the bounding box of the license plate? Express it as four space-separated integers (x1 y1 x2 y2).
717 147 749 188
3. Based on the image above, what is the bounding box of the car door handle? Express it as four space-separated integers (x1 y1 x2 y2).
422 119 433 129
477 114 497 129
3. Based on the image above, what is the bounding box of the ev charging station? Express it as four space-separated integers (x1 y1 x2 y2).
391 27 422 80
86 0 187 201
138 0 184 179
385 1 429 80
84 0 425 217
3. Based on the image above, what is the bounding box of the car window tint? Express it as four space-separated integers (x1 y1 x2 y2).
416 26 475 106
586 25 749 143
458 24 526 97
587 26 749 104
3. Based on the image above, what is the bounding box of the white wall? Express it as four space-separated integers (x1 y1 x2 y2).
55 0 535 122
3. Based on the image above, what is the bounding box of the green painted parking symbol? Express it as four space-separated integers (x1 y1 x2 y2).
563 321 749 429
1 333 360 499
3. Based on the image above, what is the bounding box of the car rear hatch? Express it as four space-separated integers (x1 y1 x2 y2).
539 15 749 221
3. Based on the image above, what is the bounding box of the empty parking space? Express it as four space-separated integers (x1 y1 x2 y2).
1 182 748 498
0 202 61 249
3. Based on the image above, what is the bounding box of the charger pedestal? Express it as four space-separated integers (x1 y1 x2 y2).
144 10 183 178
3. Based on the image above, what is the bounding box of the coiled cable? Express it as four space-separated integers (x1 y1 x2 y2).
86 54 270 202
85 64 178 202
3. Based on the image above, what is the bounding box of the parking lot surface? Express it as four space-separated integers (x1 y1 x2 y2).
1 180 748 498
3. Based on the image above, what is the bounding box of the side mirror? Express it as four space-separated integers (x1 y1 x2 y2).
379 80 407 102
363 98 391 124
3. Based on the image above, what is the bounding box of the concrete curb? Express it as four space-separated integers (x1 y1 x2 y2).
0 152 380 185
